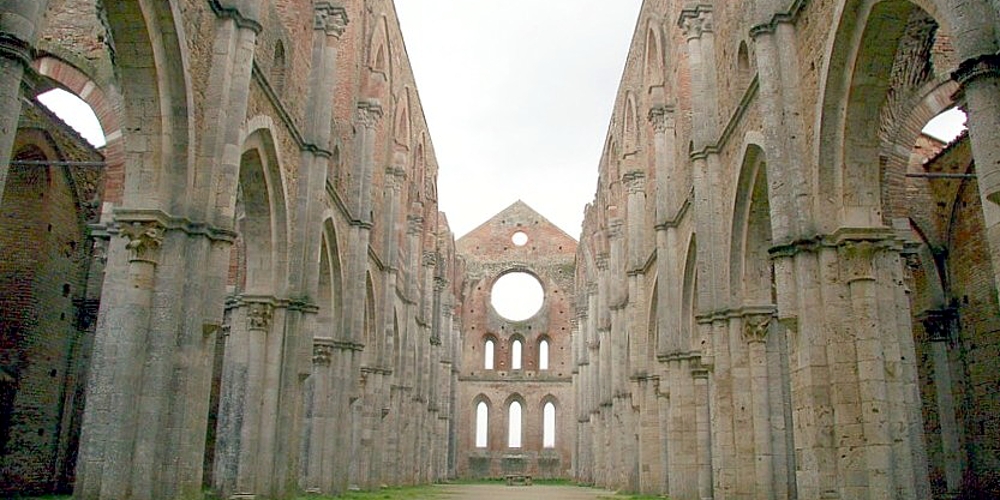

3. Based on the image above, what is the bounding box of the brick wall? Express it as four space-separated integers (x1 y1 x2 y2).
0 105 103 495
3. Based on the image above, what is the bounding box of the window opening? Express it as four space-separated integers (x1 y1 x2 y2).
539 339 549 370
508 401 522 448
476 401 488 448
543 402 556 448
491 272 544 321
484 339 495 370
512 231 528 246
511 339 522 370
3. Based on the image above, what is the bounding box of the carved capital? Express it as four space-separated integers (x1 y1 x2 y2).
839 240 878 283
314 2 349 38
313 341 335 365
595 253 610 270
246 302 273 331
679 6 713 40
608 218 625 239
742 313 771 343
356 100 383 129
647 105 674 133
622 170 646 194
119 221 165 264
422 251 438 267
434 276 448 292
386 165 407 190
407 214 424 235
952 53 1000 89
0 32 33 67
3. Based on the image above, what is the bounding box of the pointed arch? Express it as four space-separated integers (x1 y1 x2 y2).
643 22 665 89
814 0 955 231
318 217 345 338
238 125 290 296
681 235 698 353
363 270 378 363
394 89 412 149
623 92 640 155
504 394 526 448
729 138 770 305
473 394 493 449
103 0 195 212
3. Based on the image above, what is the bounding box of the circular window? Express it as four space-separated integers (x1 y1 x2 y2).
511 231 528 246
491 272 544 321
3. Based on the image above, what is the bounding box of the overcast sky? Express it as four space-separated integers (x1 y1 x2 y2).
394 1 644 239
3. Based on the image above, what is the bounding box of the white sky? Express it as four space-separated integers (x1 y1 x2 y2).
37 89 106 148
394 0 644 239
922 107 967 143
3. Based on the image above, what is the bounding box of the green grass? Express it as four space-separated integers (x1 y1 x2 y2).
295 484 442 500
597 494 667 499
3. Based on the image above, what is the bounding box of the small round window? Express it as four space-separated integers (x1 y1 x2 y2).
511 231 528 246
491 272 544 321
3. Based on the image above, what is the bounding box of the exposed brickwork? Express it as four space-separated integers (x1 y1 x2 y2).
1 103 103 495
455 201 576 479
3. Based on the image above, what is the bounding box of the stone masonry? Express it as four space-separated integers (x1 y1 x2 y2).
0 0 999 499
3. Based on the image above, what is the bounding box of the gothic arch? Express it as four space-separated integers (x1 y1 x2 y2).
680 235 698 353
623 92 640 156
814 0 957 231
318 218 345 339
363 271 378 365
642 22 665 89
728 140 772 306
31 55 125 206
366 15 393 99
236 127 289 296
394 89 412 150
102 0 195 212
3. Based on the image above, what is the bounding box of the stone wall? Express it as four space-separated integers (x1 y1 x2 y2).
454 201 576 479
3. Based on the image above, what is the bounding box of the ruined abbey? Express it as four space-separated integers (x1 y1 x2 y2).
1 0 999 499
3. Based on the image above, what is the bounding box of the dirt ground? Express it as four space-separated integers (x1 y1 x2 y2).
432 483 619 499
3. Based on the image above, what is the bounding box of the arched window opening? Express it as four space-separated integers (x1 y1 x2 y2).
484 339 495 370
475 401 489 448
737 41 751 83
508 401 522 448
36 88 106 148
539 339 549 370
272 41 287 95
543 402 556 448
511 339 522 370
921 107 966 143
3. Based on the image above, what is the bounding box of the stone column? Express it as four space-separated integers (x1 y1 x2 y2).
743 313 774 500
75 220 162 500
649 105 682 357
213 298 274 498
0 0 47 202
953 55 1000 304
288 17 351 491
693 365 713 500
919 309 963 495
302 339 334 492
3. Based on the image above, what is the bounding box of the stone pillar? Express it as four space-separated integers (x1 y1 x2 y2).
302 339 334 493
665 358 698 500
75 221 162 500
0 0 47 202
649 105 682 357
744 313 774 500
213 298 273 498
953 55 1000 304
919 308 964 495
693 365 713 500
624 171 647 272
